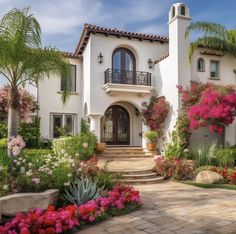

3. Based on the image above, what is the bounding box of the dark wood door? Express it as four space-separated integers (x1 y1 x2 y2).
103 105 130 145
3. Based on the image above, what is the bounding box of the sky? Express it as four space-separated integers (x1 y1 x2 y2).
0 0 235 52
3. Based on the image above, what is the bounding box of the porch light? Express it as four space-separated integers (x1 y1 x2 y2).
148 59 153 69
98 52 104 64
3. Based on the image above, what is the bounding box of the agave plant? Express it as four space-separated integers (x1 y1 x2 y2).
64 177 104 206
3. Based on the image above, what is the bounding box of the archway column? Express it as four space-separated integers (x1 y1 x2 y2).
88 114 103 143
142 121 150 150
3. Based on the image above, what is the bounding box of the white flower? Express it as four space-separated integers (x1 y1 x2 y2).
16 161 21 166
14 160 17 163
20 167 25 174
28 163 33 167
3 184 8 190
184 148 189 153
60 149 65 154
22 159 26 163
26 170 33 176
67 173 72 177
18 157 23 161
0 166 3 172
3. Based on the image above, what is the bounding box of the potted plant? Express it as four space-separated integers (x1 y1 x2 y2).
96 142 106 153
144 131 158 151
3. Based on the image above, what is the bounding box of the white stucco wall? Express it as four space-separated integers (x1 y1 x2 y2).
38 58 82 138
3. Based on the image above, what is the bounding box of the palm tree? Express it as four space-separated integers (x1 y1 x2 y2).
0 7 70 149
186 21 236 61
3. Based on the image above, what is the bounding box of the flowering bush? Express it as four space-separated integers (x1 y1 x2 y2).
189 85 236 133
0 185 141 233
0 86 38 123
141 96 169 134
8 135 25 157
154 156 195 180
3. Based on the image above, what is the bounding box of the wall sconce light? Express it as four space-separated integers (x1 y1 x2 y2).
98 52 104 64
148 59 153 69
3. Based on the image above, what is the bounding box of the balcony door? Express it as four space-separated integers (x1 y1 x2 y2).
112 48 135 84
103 105 130 145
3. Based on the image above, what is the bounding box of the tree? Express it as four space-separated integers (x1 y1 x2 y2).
0 8 70 147
186 22 236 61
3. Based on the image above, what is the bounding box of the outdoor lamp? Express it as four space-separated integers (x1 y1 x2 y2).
98 52 104 64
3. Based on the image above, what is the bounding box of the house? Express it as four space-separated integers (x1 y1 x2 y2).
38 3 236 149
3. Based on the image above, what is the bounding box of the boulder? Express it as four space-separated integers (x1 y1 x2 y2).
0 189 59 215
196 170 223 184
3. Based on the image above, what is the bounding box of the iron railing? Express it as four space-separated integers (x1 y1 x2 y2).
104 68 151 86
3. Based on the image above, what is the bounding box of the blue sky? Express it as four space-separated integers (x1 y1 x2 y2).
0 0 235 52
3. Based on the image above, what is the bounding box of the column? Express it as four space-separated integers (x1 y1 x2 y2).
88 114 103 142
142 122 149 150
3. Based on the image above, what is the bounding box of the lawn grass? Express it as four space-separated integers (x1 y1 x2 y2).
182 181 236 191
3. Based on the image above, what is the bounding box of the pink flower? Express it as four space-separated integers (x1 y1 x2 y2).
32 178 40 184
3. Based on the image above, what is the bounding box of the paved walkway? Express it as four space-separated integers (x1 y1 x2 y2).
79 181 236 234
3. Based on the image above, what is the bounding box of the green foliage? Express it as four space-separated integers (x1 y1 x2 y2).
0 138 7 149
0 122 7 138
64 177 104 206
165 113 191 158
144 131 158 143
214 146 236 167
52 132 97 161
0 147 12 167
189 144 217 167
23 149 53 158
18 118 40 148
80 119 90 134
0 119 40 148
186 21 236 61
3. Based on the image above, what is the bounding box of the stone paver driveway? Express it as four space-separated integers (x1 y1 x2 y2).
79 181 236 234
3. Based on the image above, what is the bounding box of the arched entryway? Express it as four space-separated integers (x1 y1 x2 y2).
103 105 130 145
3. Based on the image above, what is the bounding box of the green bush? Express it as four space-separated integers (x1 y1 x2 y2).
23 149 53 158
144 131 158 142
0 138 7 149
214 147 236 167
0 118 40 148
52 132 97 160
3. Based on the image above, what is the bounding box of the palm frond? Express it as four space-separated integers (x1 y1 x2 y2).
186 21 228 39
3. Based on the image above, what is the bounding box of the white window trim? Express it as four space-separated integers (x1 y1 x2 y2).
50 113 77 138
209 60 220 80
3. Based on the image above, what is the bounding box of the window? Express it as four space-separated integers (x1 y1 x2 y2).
180 6 186 15
210 61 220 79
197 58 205 72
61 65 76 92
51 114 76 138
172 6 175 18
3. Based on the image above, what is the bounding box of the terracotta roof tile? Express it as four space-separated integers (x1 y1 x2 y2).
154 53 169 64
75 23 169 56
60 51 80 59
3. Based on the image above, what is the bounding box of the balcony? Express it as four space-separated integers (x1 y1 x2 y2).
103 69 153 97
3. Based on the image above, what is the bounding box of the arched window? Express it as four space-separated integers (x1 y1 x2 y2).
197 58 205 72
180 6 186 16
112 48 135 84
172 6 175 18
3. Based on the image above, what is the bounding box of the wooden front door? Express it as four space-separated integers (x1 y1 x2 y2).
103 105 130 145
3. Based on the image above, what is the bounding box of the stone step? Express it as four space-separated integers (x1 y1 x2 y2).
122 172 157 180
109 169 153 175
100 155 153 159
120 176 165 185
105 147 143 151
103 151 154 155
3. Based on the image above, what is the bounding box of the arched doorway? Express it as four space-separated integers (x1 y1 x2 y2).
103 105 130 145
112 48 136 84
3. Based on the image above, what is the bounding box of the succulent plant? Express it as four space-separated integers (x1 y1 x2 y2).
64 177 104 205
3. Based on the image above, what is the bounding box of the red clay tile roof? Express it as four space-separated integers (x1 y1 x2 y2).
60 51 81 59
75 23 169 56
154 53 169 64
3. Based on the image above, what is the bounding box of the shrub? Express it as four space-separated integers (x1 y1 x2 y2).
0 122 7 138
0 138 7 149
144 131 158 143
154 156 195 180
214 147 236 167
23 149 53 158
53 132 97 161
188 143 217 167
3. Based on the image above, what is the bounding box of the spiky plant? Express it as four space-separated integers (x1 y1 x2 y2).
186 21 236 61
64 177 104 206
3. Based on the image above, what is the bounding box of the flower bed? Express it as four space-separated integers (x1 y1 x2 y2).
154 156 195 180
0 185 141 234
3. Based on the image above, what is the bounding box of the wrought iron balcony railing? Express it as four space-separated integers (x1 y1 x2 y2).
104 69 151 86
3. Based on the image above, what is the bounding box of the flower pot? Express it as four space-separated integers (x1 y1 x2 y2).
96 143 106 153
146 142 157 151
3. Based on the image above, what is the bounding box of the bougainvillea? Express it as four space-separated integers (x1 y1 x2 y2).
189 85 236 133
178 82 236 134
0 185 141 234
141 96 170 134
0 86 38 123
